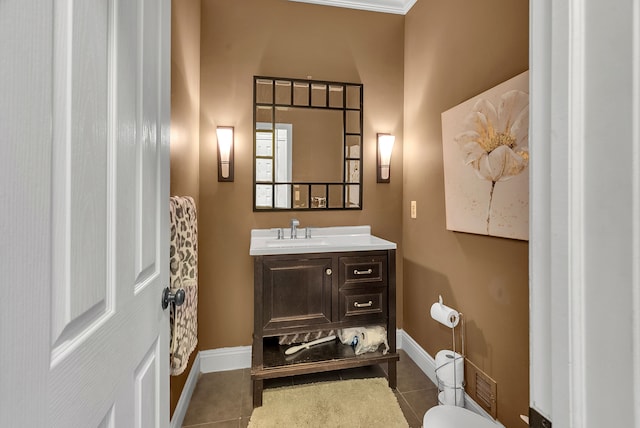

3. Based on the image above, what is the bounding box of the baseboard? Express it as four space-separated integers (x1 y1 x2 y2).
396 329 438 385
170 352 201 428
199 345 252 373
397 330 506 428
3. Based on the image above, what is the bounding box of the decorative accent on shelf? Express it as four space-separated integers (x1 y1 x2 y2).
377 133 395 183
216 126 234 182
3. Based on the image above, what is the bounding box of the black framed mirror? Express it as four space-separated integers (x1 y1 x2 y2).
253 76 363 211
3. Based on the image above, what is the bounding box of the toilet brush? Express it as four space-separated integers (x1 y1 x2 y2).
284 335 336 355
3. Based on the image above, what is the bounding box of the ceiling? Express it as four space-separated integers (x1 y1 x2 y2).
288 0 417 15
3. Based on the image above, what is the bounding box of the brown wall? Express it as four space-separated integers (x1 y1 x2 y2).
403 1 529 428
169 0 201 417
198 0 405 350
170 1 530 426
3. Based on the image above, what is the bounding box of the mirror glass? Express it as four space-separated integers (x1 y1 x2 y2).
253 76 363 210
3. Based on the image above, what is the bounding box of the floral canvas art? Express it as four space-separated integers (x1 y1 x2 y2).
441 71 529 240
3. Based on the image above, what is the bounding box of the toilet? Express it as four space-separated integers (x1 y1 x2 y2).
423 405 497 428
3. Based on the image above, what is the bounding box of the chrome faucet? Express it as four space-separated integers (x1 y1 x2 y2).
290 218 300 239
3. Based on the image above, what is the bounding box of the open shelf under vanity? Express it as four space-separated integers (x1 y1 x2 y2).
253 335 399 379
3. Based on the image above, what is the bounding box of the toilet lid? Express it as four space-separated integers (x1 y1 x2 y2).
423 405 497 428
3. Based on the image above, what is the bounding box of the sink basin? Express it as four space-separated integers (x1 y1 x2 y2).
249 225 396 256
266 238 329 248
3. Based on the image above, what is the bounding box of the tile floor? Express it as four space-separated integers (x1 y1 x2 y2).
181 350 438 428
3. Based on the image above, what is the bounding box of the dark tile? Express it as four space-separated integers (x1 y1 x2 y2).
395 391 423 428
396 353 438 394
244 375 294 417
264 376 293 389
182 370 246 426
402 389 439 423
290 370 341 385
240 370 254 418
338 364 387 380
183 351 438 428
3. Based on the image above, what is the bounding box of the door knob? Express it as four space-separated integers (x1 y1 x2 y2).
162 287 186 310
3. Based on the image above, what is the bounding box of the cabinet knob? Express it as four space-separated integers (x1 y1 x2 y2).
325 268 332 275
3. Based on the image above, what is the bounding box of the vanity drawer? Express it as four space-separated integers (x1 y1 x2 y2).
338 287 387 322
339 254 386 288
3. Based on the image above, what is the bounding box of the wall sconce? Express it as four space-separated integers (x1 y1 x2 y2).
216 126 234 182
377 133 395 183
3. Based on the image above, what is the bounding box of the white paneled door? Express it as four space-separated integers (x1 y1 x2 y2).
530 0 640 426
0 0 171 426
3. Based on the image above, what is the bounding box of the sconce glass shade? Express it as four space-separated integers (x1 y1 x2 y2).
377 133 395 183
216 126 234 181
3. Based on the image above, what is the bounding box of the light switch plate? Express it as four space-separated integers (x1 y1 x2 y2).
410 201 417 218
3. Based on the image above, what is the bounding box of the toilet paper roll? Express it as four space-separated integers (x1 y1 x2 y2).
438 389 465 407
430 300 460 328
435 350 464 387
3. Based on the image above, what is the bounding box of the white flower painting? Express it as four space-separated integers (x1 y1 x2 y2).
441 71 529 240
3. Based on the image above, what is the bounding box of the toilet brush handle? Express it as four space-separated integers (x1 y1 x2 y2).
285 335 336 355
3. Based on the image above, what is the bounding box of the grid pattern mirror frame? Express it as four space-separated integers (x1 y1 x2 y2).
253 76 363 211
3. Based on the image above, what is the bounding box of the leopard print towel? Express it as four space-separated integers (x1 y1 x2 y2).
169 196 198 376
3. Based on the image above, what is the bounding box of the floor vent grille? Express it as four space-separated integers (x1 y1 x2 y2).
465 358 497 418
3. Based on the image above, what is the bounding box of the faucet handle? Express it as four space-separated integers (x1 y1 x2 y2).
305 227 312 239
290 218 300 239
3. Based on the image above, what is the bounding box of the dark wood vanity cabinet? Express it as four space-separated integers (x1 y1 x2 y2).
251 249 398 407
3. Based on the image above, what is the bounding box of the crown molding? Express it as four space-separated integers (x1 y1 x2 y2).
289 0 417 15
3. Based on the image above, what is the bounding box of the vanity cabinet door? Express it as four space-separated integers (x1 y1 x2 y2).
261 256 333 332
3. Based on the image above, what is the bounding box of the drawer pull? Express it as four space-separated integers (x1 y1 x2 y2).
353 268 373 275
354 300 373 308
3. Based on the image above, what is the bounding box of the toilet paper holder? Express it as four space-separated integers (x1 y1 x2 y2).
431 295 465 357
431 295 466 407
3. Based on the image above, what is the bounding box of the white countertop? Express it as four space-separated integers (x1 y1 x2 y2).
249 225 396 256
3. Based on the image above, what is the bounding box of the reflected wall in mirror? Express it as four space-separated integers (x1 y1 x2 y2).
253 76 363 211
